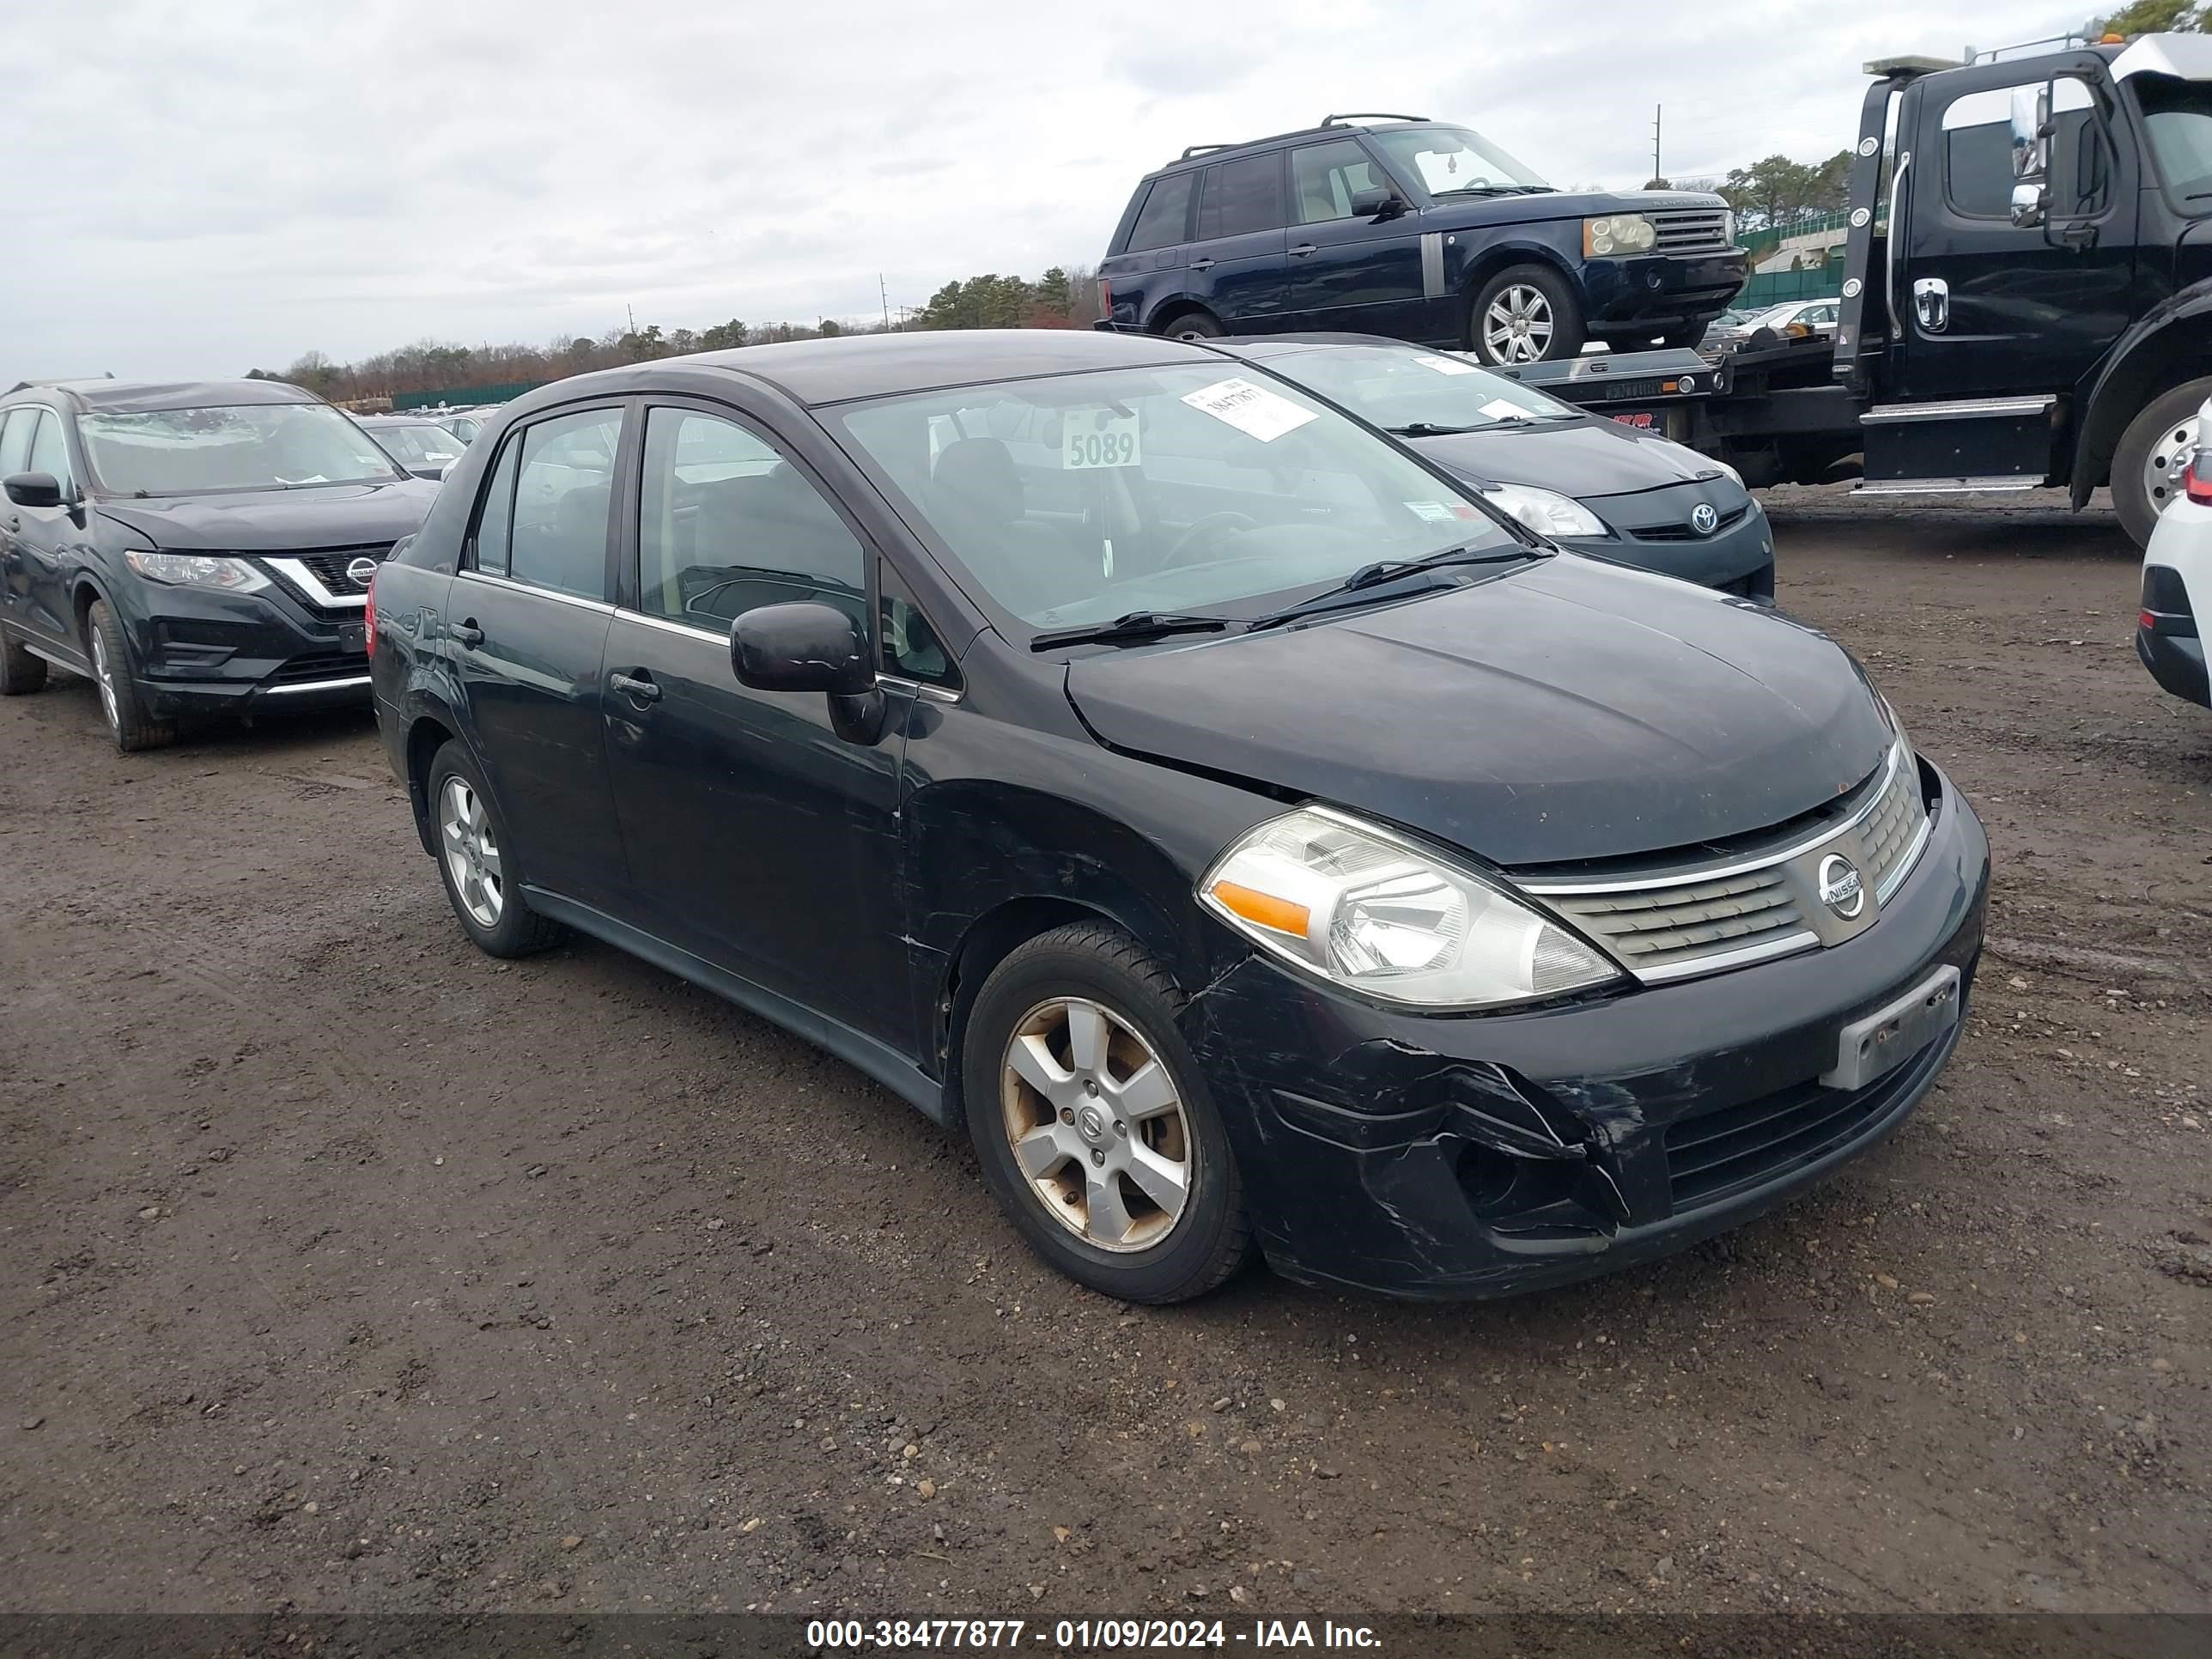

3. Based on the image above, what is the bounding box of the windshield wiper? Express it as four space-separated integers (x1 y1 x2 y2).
1432 185 1556 198
1247 544 1548 632
1029 611 1231 651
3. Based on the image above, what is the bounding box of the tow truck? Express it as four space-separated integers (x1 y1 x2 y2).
1504 32 2212 547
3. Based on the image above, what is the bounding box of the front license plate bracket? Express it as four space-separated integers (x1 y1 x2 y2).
1820 964 1961 1091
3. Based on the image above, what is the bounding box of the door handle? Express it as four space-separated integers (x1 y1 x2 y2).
1912 276 1948 332
451 619 484 647
610 670 662 705
2059 222 2099 252
1188 258 1216 271
1289 243 1319 257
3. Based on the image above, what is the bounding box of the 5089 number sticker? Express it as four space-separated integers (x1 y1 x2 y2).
1063 408 1142 469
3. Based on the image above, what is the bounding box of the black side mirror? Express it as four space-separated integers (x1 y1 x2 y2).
730 600 874 696
3 471 64 509
1351 190 1407 222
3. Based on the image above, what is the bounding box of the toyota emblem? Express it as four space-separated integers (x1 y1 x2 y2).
1817 854 1865 920
1689 502 1719 536
346 556 380 588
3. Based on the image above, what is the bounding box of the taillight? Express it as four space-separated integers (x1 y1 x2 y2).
1099 276 1112 319
363 567 378 658
2187 462 2212 506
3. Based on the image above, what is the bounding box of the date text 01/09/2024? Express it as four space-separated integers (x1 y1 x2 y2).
801 1619 1383 1649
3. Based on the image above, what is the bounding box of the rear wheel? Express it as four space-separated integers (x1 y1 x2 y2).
1158 309 1223 341
962 921 1252 1304
426 740 564 957
2112 377 2212 549
0 627 48 696
84 599 174 751
1469 264 1586 364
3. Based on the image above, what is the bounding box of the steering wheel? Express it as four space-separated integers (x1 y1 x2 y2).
1159 512 1261 570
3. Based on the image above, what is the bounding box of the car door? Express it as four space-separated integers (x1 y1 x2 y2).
1897 66 2137 398
1284 137 1430 337
0 408 39 626
600 399 910 1045
1188 153 1291 331
448 404 632 913
13 410 88 645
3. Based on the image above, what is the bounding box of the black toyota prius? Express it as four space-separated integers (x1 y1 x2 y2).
370 330 1987 1304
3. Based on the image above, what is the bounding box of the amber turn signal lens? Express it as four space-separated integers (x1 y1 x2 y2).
1209 880 1310 938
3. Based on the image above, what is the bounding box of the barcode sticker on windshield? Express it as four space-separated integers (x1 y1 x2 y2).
1479 398 1534 421
1413 354 1482 376
1180 378 1318 443
1404 501 1455 522
1062 409 1142 469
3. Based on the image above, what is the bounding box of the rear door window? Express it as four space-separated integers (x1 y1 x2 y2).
508 408 624 600
1126 173 1196 251
469 431 522 576
1197 153 1286 239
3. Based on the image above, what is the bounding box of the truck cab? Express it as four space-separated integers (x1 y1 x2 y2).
1826 33 2212 543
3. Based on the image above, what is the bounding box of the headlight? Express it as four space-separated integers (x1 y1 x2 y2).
1480 482 1608 539
1199 806 1621 1009
123 550 269 592
1720 209 1735 246
1583 213 1656 256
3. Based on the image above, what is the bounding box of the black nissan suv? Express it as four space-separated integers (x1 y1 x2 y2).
1098 115 1747 363
0 378 439 750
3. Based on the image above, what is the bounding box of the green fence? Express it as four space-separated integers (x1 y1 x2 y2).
1738 265 1844 307
392 380 546 410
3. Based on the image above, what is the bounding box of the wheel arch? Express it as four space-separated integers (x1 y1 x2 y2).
401 696 471 856
2069 286 2212 507
1146 298 1217 337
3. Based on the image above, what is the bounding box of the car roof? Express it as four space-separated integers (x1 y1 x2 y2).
514 329 1217 411
1 377 325 414
1156 115 1440 175
1204 332 1439 360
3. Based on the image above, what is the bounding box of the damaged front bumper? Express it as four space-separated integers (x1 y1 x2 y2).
1182 763 1989 1299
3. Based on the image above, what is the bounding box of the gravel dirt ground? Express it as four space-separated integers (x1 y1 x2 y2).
1 488 2207 1620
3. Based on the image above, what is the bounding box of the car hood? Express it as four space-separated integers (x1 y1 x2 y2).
1408 417 1735 504
94 479 440 552
1065 556 1890 867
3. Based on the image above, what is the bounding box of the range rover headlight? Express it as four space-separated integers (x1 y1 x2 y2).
123 550 270 592
1199 806 1622 1009
1583 214 1656 256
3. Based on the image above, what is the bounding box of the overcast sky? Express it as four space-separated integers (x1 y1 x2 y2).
3 0 2079 385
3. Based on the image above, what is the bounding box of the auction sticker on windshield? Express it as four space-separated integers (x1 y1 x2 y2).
1062 408 1142 469
1181 378 1318 443
1413 354 1481 376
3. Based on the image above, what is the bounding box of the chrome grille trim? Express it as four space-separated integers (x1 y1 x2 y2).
1522 739 1931 984
1650 209 1732 254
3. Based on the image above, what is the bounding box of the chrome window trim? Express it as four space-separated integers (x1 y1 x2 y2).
261 556 365 610
1520 741 1906 896
454 567 616 615
263 673 372 696
614 607 962 702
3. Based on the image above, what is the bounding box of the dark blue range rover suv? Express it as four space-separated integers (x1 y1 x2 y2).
1098 115 1748 364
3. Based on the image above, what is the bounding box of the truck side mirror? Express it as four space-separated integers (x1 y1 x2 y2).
2009 180 2049 229
2009 83 2052 182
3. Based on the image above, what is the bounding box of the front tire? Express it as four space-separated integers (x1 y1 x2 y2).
84 599 174 751
2112 377 2212 549
1 627 48 696
1468 264 1586 364
962 921 1251 1304
426 740 564 957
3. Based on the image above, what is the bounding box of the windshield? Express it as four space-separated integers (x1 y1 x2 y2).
1255 345 1574 433
2130 74 2212 204
832 362 1522 629
1364 125 1550 196
78 404 404 495
369 422 465 469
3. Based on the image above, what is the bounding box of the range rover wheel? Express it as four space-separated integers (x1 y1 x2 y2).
2112 376 2212 549
0 627 47 696
427 740 564 957
962 921 1251 1304
1469 264 1586 364
84 599 174 751
1160 310 1223 341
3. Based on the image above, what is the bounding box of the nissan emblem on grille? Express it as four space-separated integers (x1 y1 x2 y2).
1690 503 1719 536
345 556 380 588
1817 854 1865 919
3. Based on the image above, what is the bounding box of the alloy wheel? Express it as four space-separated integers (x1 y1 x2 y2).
90 628 119 732
440 776 504 929
1483 285 1554 363
1000 996 1192 1253
2145 413 2197 518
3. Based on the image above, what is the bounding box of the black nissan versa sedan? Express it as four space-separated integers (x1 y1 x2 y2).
369 330 1987 1304
0 378 438 750
1214 335 1774 599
